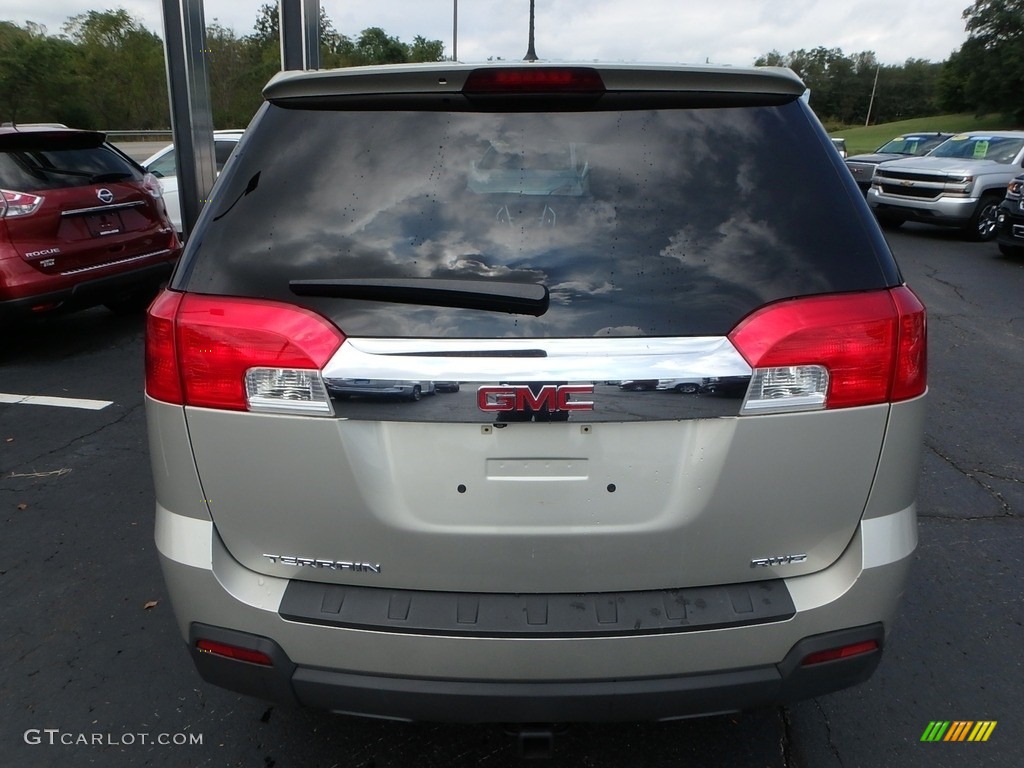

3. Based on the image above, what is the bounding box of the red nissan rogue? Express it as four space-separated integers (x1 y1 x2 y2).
0 125 181 319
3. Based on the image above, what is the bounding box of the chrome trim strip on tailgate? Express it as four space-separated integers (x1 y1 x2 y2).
60 249 174 276
322 337 752 422
61 200 146 216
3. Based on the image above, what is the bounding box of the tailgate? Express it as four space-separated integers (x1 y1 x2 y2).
183 335 889 594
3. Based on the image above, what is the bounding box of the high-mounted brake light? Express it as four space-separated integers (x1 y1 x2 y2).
145 291 344 414
463 67 605 94
730 287 926 413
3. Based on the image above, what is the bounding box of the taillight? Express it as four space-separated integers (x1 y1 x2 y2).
463 67 605 94
729 287 926 414
1 189 44 218
145 291 344 414
146 290 185 404
141 172 163 199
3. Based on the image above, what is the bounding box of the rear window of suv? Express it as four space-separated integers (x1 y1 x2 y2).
177 100 897 337
0 142 141 192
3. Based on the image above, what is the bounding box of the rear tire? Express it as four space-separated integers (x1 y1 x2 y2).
407 385 422 402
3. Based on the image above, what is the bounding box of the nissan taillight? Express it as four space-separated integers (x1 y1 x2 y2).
729 286 926 414
0 189 44 218
141 172 164 199
146 291 344 415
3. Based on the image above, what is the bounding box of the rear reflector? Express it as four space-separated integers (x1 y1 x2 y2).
195 639 273 666
730 287 926 412
801 639 879 666
145 291 344 413
463 67 605 94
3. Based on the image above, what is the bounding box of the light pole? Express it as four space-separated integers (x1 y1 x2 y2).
865 64 880 127
524 0 538 61
452 0 457 61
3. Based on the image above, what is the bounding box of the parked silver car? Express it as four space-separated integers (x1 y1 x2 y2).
145 62 926 728
868 131 1024 240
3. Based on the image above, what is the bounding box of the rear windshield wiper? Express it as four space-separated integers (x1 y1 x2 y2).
90 171 134 183
290 277 549 316
25 163 93 179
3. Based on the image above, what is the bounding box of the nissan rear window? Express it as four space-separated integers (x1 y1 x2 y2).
0 145 141 191
176 100 898 337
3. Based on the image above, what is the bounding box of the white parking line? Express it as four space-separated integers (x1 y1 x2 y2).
0 392 113 411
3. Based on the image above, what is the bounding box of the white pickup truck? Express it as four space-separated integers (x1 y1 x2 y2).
868 131 1024 241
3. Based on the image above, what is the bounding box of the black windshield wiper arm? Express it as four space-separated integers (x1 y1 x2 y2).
290 277 549 316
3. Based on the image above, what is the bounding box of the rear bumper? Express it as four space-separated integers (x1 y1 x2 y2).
867 188 977 225
189 621 884 723
0 258 174 318
156 501 916 722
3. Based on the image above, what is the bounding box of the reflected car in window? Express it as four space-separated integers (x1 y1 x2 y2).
325 378 435 401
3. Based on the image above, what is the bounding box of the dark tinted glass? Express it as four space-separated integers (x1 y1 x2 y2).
0 144 140 191
179 101 897 337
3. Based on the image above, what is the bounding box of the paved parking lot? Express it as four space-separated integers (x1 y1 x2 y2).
1 226 1021 767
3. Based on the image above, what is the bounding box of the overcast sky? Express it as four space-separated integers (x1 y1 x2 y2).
2 0 972 67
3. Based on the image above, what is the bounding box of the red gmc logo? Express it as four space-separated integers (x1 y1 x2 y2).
477 384 595 412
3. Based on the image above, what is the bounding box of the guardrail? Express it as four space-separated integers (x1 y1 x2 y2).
102 130 174 141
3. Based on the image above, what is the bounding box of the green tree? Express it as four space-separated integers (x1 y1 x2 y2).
0 22 79 125
206 21 267 128
351 27 409 65
945 0 1024 121
755 48 942 126
62 10 168 128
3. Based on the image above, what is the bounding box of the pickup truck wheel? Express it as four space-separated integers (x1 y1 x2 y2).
965 194 1001 241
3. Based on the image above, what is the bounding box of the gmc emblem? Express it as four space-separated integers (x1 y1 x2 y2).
477 384 594 412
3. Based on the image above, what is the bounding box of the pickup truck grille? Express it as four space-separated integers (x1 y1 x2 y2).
877 184 940 200
875 170 948 183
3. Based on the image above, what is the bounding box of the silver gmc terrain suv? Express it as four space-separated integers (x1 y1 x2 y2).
145 62 927 725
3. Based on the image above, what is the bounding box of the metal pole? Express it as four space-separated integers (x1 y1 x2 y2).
280 0 321 71
865 65 880 127
160 0 216 241
453 0 458 61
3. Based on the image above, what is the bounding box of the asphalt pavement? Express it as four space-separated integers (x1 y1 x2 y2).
0 225 1021 767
